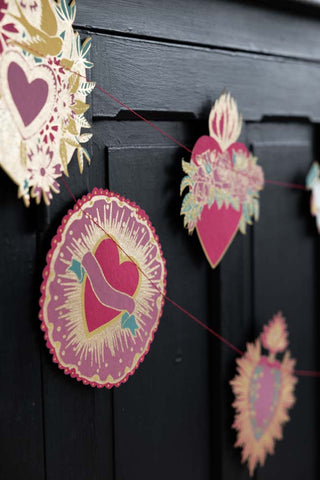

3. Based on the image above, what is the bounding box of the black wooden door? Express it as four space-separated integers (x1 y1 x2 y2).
1 1 320 479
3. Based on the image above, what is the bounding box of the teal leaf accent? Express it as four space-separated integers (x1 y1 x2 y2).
68 259 85 283
78 82 96 96
180 175 192 195
306 163 320 189
56 0 76 22
121 312 138 336
181 192 194 214
231 195 240 211
81 38 92 58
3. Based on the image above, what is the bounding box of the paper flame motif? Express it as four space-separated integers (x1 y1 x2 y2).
230 312 297 476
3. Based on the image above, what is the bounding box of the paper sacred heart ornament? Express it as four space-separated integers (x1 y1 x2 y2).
39 188 167 388
306 162 320 232
230 312 297 476
0 0 95 205
180 93 264 268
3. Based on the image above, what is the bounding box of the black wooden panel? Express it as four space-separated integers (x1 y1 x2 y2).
219 227 255 480
91 34 320 122
76 0 320 61
0 171 45 479
108 145 212 480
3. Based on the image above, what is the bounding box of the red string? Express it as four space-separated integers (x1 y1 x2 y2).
265 179 307 191
295 370 320 378
94 85 193 154
13 41 317 375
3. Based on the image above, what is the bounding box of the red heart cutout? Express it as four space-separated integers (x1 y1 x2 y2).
84 239 140 333
8 62 49 127
192 136 249 267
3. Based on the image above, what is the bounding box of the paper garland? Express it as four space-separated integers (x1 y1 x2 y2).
180 92 264 268
40 188 166 387
230 313 297 476
0 0 94 205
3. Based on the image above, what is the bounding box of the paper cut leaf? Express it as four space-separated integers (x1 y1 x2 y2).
39 188 167 388
230 312 297 476
0 0 95 206
180 92 264 268
306 162 320 233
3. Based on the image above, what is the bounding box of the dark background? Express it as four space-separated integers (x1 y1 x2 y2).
1 0 320 479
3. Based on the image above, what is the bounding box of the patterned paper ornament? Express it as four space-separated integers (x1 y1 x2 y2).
230 313 297 476
306 162 320 232
0 0 94 205
40 188 167 387
180 92 264 268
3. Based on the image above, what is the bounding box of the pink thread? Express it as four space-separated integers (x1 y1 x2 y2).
265 179 306 191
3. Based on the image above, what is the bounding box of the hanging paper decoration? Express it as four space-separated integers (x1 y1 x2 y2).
180 93 264 268
230 312 297 476
39 188 167 387
306 162 320 232
0 0 95 205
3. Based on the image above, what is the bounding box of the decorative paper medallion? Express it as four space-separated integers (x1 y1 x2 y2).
230 313 297 476
306 162 320 232
180 93 264 268
40 188 166 388
0 0 95 205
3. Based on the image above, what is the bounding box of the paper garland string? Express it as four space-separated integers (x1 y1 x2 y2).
180 93 264 268
230 312 297 476
0 0 94 205
1 18 316 380
2 30 316 380
39 188 166 388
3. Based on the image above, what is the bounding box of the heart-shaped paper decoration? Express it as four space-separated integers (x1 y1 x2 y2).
39 188 166 388
1 51 56 139
84 238 140 333
230 313 297 476
0 0 95 205
181 93 264 268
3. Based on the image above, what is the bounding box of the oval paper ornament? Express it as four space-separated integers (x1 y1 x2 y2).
230 312 297 476
0 0 95 205
180 93 264 268
40 188 166 388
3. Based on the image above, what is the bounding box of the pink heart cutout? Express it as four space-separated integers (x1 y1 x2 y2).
192 136 247 267
8 62 49 127
1 51 56 140
84 239 140 333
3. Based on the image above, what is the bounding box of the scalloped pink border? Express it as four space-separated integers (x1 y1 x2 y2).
39 187 167 388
